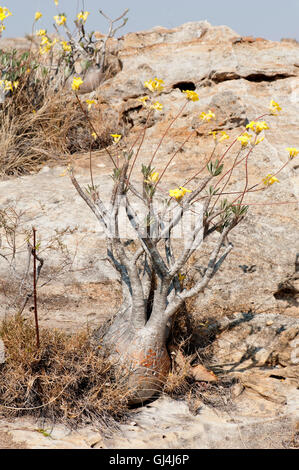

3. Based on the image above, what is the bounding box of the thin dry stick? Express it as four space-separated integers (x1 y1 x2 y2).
126 108 153 188
32 227 40 349
155 129 196 188
89 141 95 190
148 100 188 168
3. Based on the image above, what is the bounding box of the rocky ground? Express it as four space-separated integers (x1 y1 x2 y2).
0 21 298 448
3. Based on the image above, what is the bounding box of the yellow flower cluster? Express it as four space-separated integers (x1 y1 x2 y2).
209 131 229 142
255 136 265 146
86 99 96 111
262 174 279 186
77 11 90 23
0 6 12 22
286 147 299 159
237 132 252 148
246 120 269 134
150 101 163 111
39 36 57 55
0 79 18 91
183 90 199 101
54 14 66 26
71 76 84 90
110 134 122 144
61 41 71 52
145 171 159 184
34 11 42 21
169 186 192 201
36 29 46 36
138 96 149 106
144 78 164 94
199 110 215 121
269 99 281 115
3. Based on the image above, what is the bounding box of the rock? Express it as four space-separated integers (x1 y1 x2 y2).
206 312 299 414
190 364 218 382
208 312 299 370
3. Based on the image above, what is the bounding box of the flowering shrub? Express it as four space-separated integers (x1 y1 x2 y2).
68 74 298 323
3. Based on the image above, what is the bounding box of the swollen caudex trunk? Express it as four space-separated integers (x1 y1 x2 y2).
96 303 171 405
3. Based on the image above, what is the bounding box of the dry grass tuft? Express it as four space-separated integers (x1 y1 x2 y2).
0 316 131 428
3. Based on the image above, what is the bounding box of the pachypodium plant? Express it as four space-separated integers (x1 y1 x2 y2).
68 77 297 404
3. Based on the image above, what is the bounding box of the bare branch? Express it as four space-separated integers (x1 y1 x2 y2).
165 223 235 320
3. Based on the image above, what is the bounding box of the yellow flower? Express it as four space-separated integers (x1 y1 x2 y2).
0 79 13 92
255 136 265 145
169 189 182 200
183 90 199 101
237 132 252 147
110 134 122 144
13 80 19 89
269 99 281 115
138 96 149 106
169 186 192 201
0 7 12 22
262 174 279 186
91 132 97 140
144 78 164 93
179 186 192 195
54 15 66 26
199 110 215 121
54 0 59 6
34 11 42 21
218 131 229 142
59 165 71 177
77 11 90 23
39 37 56 55
286 147 299 159
246 120 269 134
145 171 159 184
71 76 84 91
0 24 5 32
209 131 229 143
36 29 46 36
6 80 13 91
61 41 71 52
86 99 96 111
178 273 186 282
150 101 163 111
40 35 50 45
255 121 269 134
39 45 50 55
